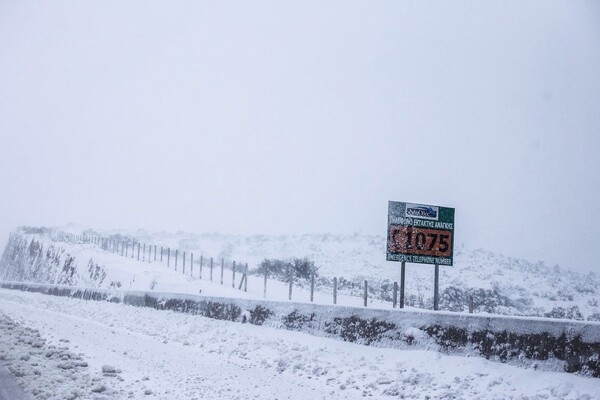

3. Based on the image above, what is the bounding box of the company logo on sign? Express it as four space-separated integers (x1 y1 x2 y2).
405 204 439 220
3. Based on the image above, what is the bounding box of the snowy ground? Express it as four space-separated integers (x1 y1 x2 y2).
0 289 598 400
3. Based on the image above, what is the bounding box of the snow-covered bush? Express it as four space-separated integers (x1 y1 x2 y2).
587 312 600 322
544 306 584 321
440 286 466 312
254 257 319 282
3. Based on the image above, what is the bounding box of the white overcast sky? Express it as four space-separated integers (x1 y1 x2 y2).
1 1 599 273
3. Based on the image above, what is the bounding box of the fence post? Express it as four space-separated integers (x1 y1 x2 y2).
121 242 124 256
244 263 248 292
220 258 224 285
333 277 338 305
400 261 406 308
167 248 170 268
183 252 186 274
137 243 140 261
148 244 151 263
199 255 203 280
210 257 213 281
288 265 293 301
468 295 474 313
160 246 163 262
175 250 178 271
310 274 315 302
143 244 146 261
154 245 157 262
364 280 368 307
393 281 398 308
191 253 194 276
263 267 267 298
232 261 236 288
125 242 129 258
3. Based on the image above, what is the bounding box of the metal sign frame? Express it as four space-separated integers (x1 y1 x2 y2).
386 201 455 266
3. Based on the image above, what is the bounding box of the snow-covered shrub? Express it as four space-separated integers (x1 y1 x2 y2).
255 257 319 282
587 312 600 322
468 288 517 314
87 259 106 286
544 306 584 321
440 286 466 312
292 257 319 280
557 287 574 301
324 316 395 345
574 281 597 295
249 305 272 325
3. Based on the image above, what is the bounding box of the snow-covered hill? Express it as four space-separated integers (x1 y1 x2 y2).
2 226 599 321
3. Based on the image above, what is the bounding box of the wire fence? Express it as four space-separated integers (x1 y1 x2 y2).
44 230 476 313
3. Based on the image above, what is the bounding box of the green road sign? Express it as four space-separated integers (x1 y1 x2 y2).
387 201 455 266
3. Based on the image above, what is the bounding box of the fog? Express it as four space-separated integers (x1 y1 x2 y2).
1 1 599 273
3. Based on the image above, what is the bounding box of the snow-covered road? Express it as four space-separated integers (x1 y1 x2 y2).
0 288 598 400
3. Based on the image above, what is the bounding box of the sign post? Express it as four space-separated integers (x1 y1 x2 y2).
387 201 455 311
400 261 405 308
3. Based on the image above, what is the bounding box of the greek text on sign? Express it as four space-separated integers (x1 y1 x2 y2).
387 201 455 266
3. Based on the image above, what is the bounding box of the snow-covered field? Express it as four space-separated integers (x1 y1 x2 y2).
0 288 599 400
